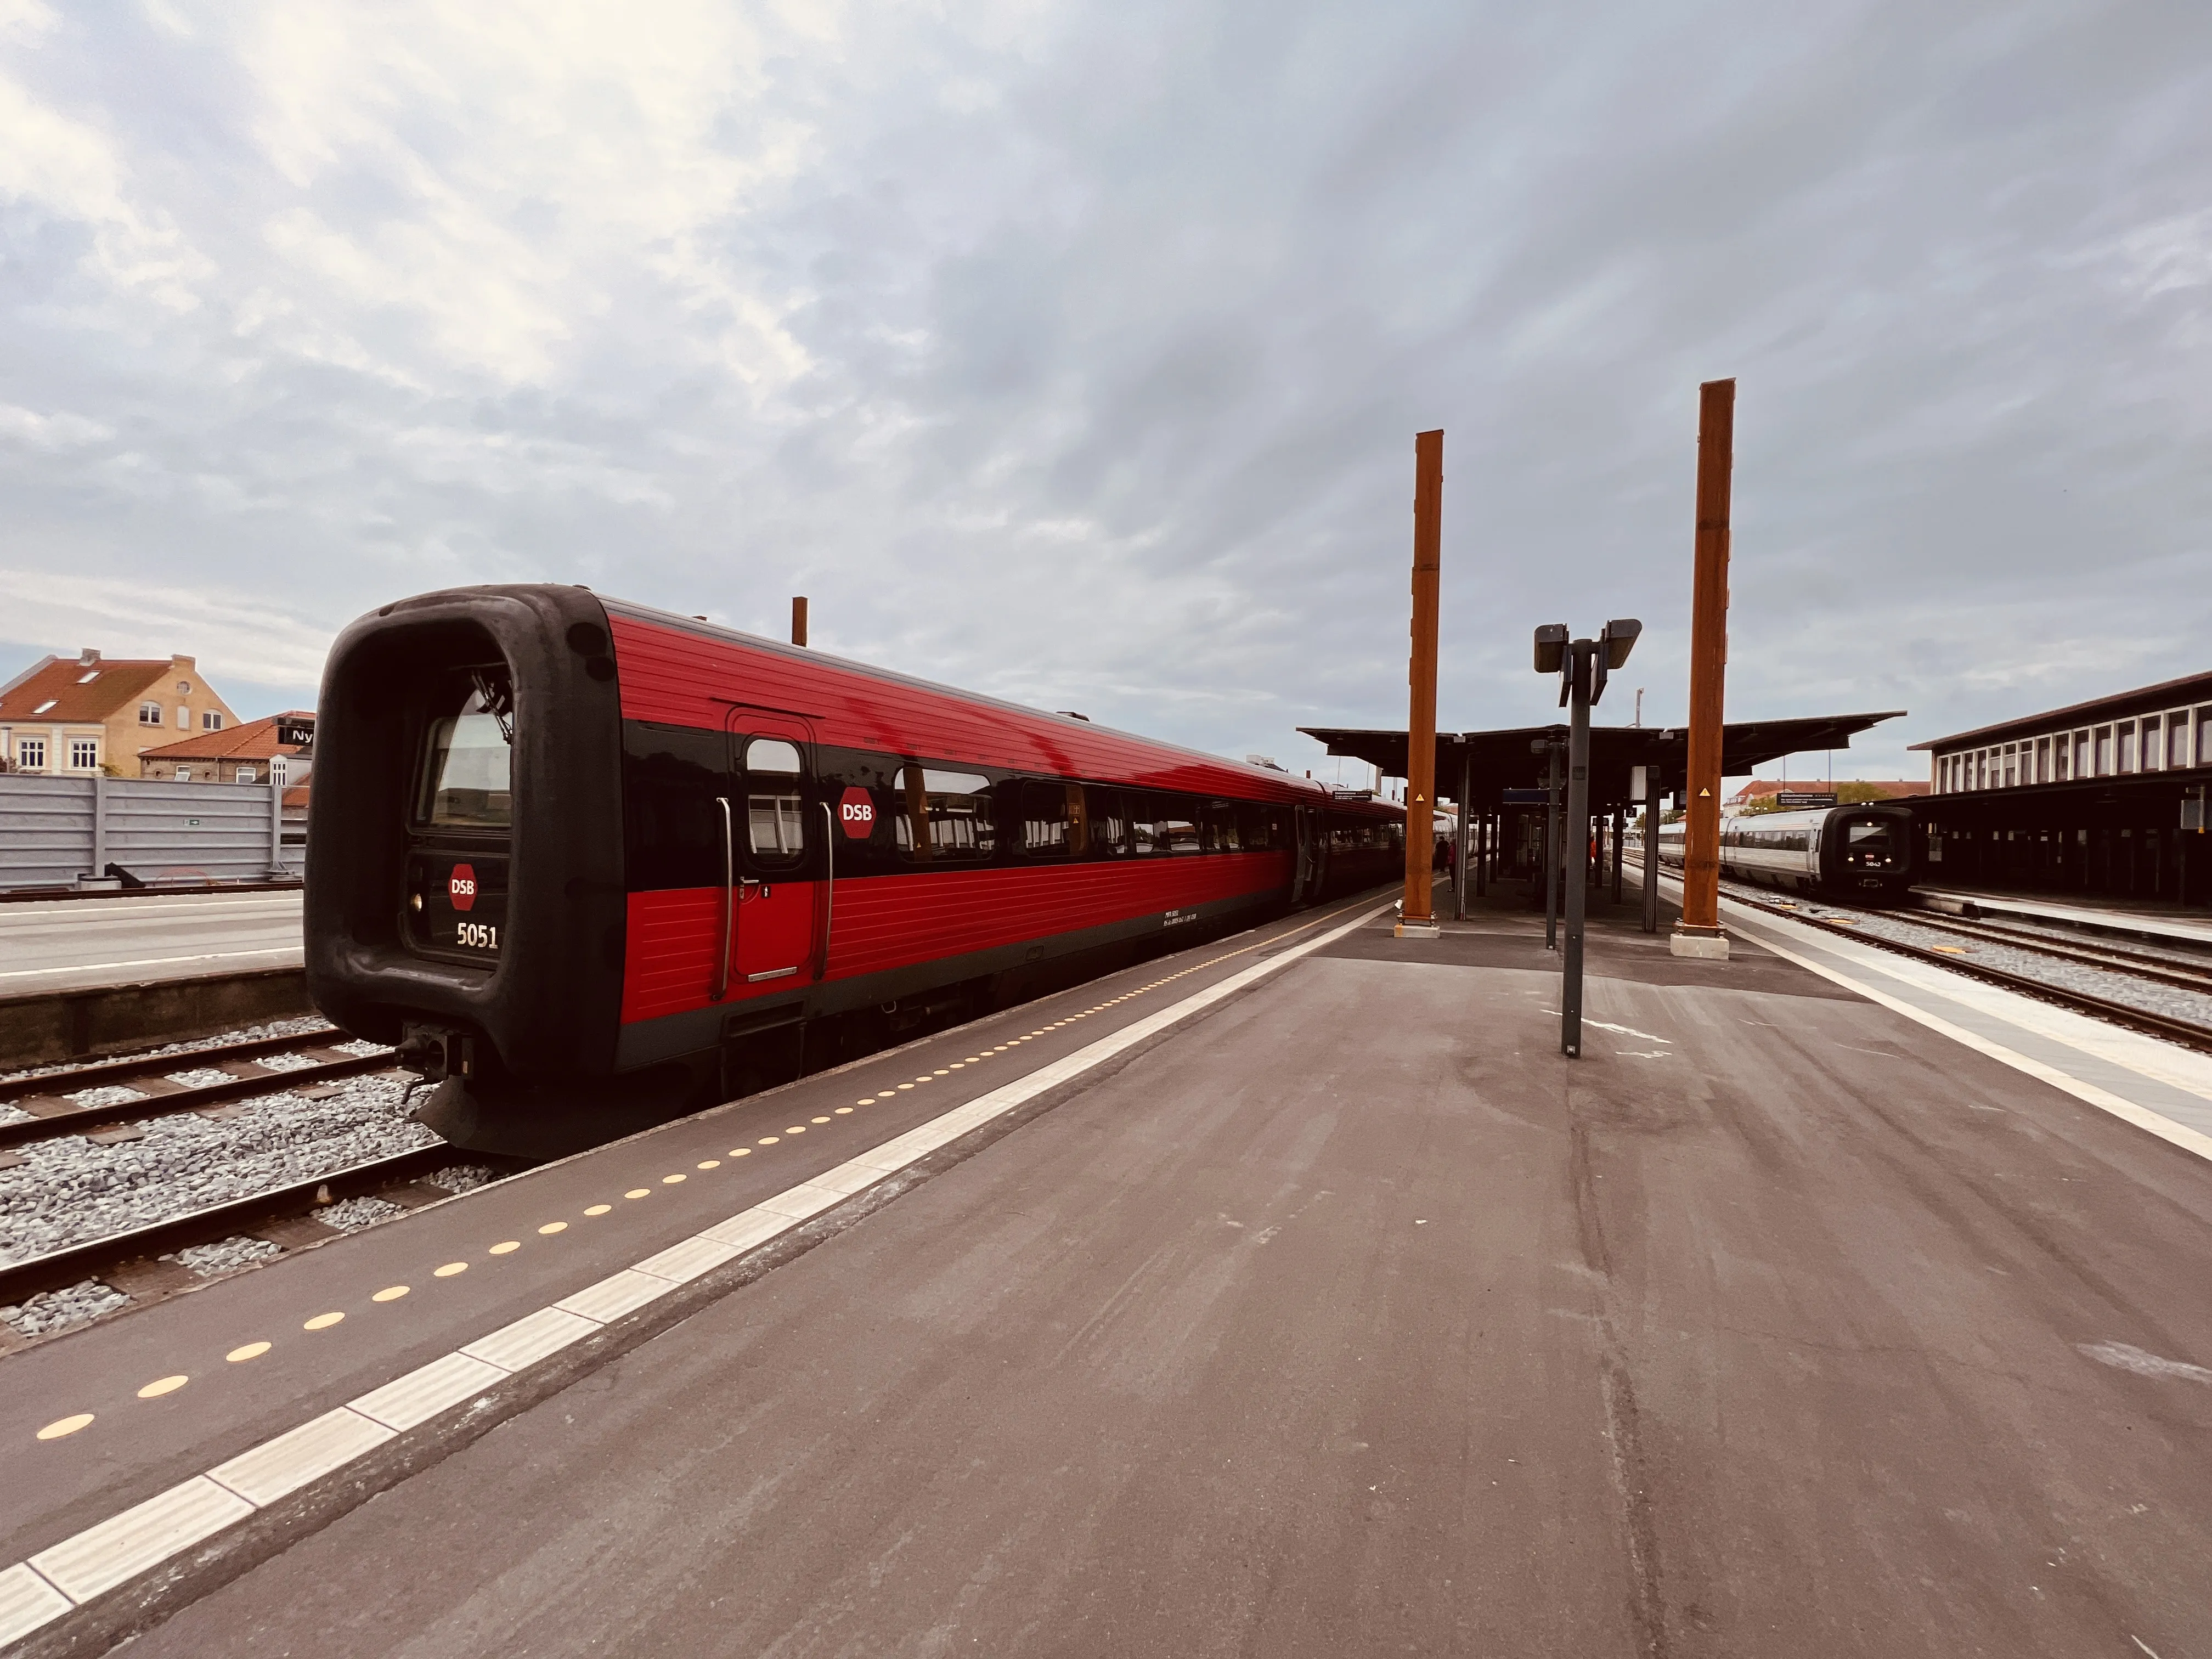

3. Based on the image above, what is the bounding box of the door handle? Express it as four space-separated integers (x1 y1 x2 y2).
818 800 834 979
713 796 734 1002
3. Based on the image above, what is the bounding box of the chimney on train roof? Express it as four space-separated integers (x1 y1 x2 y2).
791 596 808 648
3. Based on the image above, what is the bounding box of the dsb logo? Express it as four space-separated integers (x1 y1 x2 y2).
837 787 874 840
450 864 477 912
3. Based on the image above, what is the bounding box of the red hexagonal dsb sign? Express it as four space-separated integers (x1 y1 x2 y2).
837 787 876 839
449 863 477 912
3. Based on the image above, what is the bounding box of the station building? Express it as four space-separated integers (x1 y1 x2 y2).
1911 670 2211 906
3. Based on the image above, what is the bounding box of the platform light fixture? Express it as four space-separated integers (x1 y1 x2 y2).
1533 618 1644 1059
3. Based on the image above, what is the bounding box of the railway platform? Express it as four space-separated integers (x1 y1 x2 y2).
4 885 2212 1656
1914 884 2212 952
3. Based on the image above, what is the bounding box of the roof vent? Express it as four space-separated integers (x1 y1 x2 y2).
1057 710 1091 722
1245 754 1284 771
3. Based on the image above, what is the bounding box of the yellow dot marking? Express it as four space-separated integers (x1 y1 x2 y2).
857 1097 877 1104
625 1188 651 1199
729 1147 752 1156
137 1375 188 1399
489 1241 521 1255
538 1222 567 1235
834 1107 853 1115
697 1159 721 1170
785 1126 806 1135
304 1312 344 1331
37 1414 93 1441
760 1135 780 1143
895 1084 913 1091
227 1341 271 1362
933 1069 950 1076
584 1204 612 1216
434 1262 467 1278
949 1063 966 1069
964 1057 981 1062
810 1116 830 1124
371 1285 410 1302
663 1173 687 1183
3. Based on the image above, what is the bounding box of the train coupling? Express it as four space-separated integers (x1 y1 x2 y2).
394 1022 479 1085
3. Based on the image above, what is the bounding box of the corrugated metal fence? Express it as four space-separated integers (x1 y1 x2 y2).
0 775 303 890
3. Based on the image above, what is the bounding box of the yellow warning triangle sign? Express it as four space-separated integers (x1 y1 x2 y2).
1699 788 1711 798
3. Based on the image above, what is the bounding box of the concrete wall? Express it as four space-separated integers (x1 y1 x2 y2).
0 774 303 891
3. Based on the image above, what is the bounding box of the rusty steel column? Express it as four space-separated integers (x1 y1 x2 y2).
1397 428 1444 938
1673 379 1733 960
791 596 809 647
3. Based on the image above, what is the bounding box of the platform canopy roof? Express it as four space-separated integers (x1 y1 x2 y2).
1297 712 1906 809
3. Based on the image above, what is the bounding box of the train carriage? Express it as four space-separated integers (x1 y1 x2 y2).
1651 802 1916 902
306 584 1402 1154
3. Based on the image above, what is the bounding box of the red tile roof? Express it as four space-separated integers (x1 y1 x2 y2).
138 712 312 764
0 658 171 723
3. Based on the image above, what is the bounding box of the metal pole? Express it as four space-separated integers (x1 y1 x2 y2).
1611 804 1624 902
1675 377 1734 960
1563 647 1592 1057
91 772 108 881
1474 810 1488 898
1454 744 1471 921
1544 744 1561 950
1643 765 1662 934
1399 429 1444 936
791 596 809 647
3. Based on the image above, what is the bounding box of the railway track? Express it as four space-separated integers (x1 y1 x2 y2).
1902 907 2212 989
0 1030 399 1152
0 1144 523 1339
1718 882 2212 1054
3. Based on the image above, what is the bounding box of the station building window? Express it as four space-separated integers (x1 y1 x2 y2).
2074 731 2090 777
70 739 98 770
2142 716 2162 770
2034 737 2050 783
2094 727 2112 775
2170 715 2191 769
2199 708 2212 767
2002 745 2017 788
2053 740 2068 782
2117 724 2136 772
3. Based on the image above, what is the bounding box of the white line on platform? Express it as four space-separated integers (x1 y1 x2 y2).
0 899 1390 1647
0 947 302 981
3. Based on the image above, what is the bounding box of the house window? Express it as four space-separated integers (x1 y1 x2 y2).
18 737 46 770
236 765 256 784
174 766 191 782
139 702 162 725
70 739 98 770
202 710 223 731
270 757 289 787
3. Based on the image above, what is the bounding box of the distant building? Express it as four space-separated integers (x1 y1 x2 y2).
137 710 313 786
1910 671 2211 905
1915 671 2210 794
0 650 240 777
1724 778 1929 816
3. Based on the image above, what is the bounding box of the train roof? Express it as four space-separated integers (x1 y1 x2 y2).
600 592 1331 805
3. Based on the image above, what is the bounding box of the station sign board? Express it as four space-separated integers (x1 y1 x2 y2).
1775 792 1838 809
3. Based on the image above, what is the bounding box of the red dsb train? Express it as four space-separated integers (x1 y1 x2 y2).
306 585 1403 1154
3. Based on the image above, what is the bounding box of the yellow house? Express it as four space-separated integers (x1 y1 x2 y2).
0 650 241 777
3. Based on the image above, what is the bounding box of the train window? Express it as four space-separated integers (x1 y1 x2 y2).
1085 787 1133 856
743 738 805 864
1020 781 1088 857
1843 819 1901 868
1202 800 1240 852
1133 793 1199 854
894 766 994 861
419 674 514 829
1236 804 1283 850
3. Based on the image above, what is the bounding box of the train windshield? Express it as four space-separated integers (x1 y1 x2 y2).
1840 815 1901 868
420 674 514 829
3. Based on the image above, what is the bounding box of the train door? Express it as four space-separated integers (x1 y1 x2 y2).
1291 805 1317 902
725 714 825 991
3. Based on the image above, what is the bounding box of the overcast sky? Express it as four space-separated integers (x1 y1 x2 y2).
2 0 2207 782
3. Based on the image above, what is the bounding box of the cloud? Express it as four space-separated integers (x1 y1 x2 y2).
0 0 2204 776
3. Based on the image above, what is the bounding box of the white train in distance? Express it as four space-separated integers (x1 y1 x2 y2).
1643 803 1917 904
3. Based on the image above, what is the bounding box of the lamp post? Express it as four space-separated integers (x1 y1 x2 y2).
1536 618 1643 1057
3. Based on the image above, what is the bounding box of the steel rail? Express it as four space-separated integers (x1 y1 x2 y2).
0 1029 346 1105
0 1051 398 1151
0 1144 481 1311
1900 909 2212 990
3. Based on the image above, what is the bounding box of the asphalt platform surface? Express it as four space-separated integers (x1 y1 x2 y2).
0 891 302 998
9 881 2212 1656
